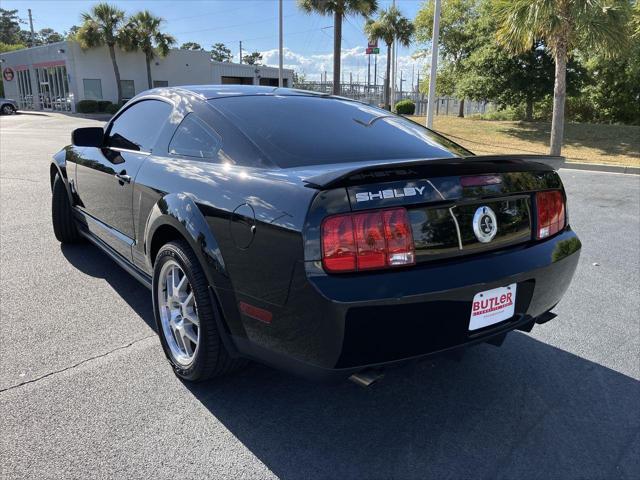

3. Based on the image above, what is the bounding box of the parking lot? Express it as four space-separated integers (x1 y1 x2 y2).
1 112 639 479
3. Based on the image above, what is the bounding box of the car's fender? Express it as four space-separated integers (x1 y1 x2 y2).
142 193 247 343
144 193 227 278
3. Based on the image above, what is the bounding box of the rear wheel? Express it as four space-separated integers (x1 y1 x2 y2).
51 173 81 243
1 104 16 115
152 240 245 381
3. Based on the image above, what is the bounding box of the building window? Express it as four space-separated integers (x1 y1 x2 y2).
259 77 286 87
83 79 103 100
221 76 253 85
153 80 169 88
120 80 135 100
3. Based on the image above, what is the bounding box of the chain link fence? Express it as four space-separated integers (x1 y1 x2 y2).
295 81 495 117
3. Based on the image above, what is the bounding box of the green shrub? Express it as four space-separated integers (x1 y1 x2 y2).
395 99 416 115
566 96 597 123
97 100 112 112
76 100 99 113
105 103 121 115
470 106 522 121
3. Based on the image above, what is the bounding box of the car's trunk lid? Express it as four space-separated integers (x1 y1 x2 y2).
305 155 564 263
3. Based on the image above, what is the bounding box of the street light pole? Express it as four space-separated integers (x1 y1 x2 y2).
426 0 441 129
278 0 283 87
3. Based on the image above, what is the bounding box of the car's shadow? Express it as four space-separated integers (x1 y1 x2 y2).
184 336 640 479
60 242 156 331
60 242 639 479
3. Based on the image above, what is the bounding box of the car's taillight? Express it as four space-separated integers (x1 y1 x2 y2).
536 190 566 239
321 208 415 273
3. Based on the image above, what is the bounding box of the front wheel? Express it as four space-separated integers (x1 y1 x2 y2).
152 240 245 381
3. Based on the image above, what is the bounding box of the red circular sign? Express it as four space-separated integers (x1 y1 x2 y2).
2 67 15 82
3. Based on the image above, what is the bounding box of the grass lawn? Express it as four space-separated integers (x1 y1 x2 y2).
408 116 639 167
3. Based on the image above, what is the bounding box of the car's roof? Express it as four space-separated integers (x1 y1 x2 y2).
170 84 330 100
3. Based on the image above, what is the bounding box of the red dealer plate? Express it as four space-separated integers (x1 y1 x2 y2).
469 283 516 331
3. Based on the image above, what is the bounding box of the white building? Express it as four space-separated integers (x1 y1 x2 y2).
0 41 294 112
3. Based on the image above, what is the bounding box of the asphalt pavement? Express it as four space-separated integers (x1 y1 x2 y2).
1 112 639 480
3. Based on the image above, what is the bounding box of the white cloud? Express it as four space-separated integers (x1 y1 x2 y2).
259 46 428 85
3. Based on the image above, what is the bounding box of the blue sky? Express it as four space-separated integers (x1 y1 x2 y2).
3 0 429 82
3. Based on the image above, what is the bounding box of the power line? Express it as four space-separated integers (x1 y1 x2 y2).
214 25 334 46
173 13 296 36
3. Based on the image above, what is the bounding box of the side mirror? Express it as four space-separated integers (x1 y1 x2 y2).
71 127 104 147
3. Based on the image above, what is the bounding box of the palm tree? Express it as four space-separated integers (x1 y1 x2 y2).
298 0 378 95
121 11 176 90
494 0 631 156
365 6 414 110
76 3 126 104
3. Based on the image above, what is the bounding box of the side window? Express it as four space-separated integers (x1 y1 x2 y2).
169 114 221 160
108 99 172 152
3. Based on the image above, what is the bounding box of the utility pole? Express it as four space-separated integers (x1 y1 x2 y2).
278 0 283 87
426 0 441 128
411 65 415 95
389 0 396 110
367 54 371 89
374 55 377 87
239 41 243 64
28 9 35 47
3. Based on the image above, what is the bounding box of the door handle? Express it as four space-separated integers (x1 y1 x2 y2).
115 172 131 184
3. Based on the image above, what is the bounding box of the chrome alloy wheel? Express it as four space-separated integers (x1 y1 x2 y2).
157 259 200 366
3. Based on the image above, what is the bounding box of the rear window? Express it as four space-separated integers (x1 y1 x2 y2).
209 96 470 167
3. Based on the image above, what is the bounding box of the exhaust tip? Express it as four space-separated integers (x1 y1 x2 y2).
349 369 384 387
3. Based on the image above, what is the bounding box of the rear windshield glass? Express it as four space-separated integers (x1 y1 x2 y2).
209 96 470 167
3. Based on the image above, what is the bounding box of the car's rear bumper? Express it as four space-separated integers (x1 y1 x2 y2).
232 228 581 380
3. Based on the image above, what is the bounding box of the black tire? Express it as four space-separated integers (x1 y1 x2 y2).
1 104 16 115
51 173 81 243
152 240 245 381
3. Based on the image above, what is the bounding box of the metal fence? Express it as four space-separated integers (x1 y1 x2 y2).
295 81 494 116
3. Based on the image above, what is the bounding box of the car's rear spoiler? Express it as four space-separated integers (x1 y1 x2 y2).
302 155 565 189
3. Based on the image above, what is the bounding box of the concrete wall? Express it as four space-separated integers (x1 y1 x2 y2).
0 42 72 108
1 41 294 110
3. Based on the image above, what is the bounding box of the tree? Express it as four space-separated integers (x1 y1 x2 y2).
365 5 414 110
242 51 262 65
65 25 80 40
37 28 65 45
415 0 480 117
121 11 176 90
298 0 378 95
0 8 23 44
76 3 126 104
211 42 232 62
180 42 202 51
494 0 631 155
459 40 587 121
575 35 640 125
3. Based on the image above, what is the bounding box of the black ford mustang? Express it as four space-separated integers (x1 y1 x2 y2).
50 85 581 384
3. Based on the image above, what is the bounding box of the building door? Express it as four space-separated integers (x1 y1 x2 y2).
40 83 52 110
35 64 70 111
